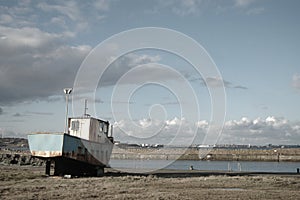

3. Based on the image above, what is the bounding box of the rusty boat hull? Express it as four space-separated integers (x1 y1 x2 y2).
28 132 114 176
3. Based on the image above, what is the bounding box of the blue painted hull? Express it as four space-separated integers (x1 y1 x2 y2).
28 133 114 167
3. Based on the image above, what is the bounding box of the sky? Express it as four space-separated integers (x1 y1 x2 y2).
0 0 300 145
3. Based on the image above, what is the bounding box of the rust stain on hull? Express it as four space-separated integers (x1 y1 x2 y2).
31 151 62 157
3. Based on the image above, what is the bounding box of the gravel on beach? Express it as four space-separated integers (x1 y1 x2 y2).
1 165 300 200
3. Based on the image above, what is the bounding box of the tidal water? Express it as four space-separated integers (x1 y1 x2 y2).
109 159 300 173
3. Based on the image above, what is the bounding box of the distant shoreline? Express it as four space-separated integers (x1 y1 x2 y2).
111 147 300 162
1 137 300 163
1 148 300 166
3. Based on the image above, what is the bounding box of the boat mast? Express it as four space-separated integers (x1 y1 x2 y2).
83 99 88 117
84 99 89 117
63 88 72 134
110 124 113 137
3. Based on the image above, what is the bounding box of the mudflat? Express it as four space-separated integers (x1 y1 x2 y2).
1 165 300 200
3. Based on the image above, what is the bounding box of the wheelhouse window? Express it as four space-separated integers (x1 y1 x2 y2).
103 123 108 134
71 120 80 131
99 122 104 132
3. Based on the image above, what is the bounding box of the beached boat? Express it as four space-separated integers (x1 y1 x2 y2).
28 115 114 176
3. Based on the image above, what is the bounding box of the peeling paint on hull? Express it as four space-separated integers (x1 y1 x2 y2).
28 133 114 169
31 151 62 157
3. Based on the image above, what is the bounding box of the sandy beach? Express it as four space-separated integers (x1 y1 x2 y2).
1 165 299 200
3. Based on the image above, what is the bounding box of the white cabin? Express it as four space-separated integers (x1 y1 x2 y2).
68 117 110 143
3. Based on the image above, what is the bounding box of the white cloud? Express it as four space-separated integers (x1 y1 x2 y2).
37 1 80 21
195 120 209 129
166 117 183 126
292 73 300 90
221 116 299 145
0 26 65 50
37 1 88 31
112 116 300 145
152 0 207 16
138 118 153 128
113 117 198 145
151 0 264 16
0 1 109 34
0 1 35 27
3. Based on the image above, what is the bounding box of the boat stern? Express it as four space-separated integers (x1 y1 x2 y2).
27 133 64 158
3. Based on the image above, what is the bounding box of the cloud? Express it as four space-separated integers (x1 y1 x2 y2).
98 53 162 86
0 31 171 106
37 1 109 32
0 1 109 33
292 73 300 90
0 107 3 115
191 76 247 90
0 1 35 27
50 17 68 30
0 25 181 107
151 0 210 16
0 25 91 105
12 111 53 117
150 0 264 16
113 117 199 145
233 0 257 8
205 77 229 88
232 0 265 16
0 14 14 24
37 1 81 21
233 85 248 90
94 0 110 11
112 116 300 145
171 0 201 16
221 116 300 145
0 26 68 51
